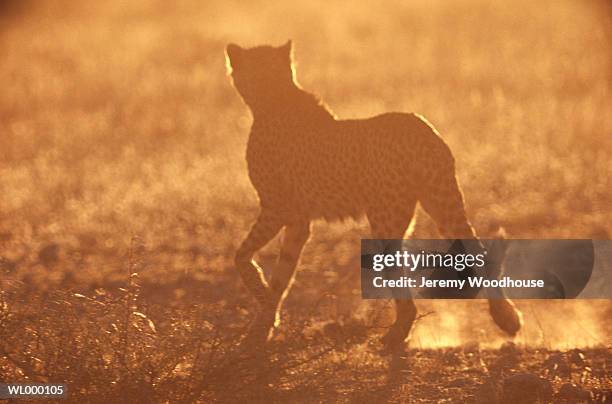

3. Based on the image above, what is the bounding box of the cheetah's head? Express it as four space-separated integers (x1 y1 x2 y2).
225 40 296 106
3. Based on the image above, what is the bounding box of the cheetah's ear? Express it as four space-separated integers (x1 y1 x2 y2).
279 39 293 59
225 43 243 65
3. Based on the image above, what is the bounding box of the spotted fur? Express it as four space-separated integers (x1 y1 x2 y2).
226 41 522 350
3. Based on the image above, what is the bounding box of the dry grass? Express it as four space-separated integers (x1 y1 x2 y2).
0 0 611 402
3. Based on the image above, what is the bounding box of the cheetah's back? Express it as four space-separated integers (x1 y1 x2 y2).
248 112 454 222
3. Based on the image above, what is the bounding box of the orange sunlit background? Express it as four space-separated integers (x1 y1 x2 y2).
0 0 610 402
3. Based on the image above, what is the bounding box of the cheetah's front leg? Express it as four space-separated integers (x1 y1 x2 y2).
235 209 283 307
244 220 311 346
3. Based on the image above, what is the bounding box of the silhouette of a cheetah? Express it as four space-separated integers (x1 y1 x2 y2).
226 40 522 351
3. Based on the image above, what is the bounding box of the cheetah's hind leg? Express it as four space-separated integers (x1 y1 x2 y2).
485 236 523 336
419 168 523 337
367 200 418 353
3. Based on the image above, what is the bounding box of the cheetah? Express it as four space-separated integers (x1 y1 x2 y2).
226 40 523 351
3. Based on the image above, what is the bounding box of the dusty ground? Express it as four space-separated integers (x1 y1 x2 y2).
0 0 610 402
